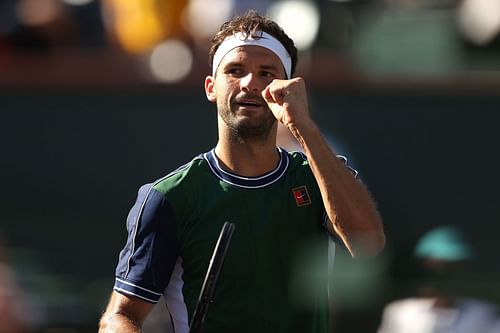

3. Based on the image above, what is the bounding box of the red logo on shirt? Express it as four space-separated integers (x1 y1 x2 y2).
292 186 311 206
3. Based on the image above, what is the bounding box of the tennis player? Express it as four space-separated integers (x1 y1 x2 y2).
99 10 385 333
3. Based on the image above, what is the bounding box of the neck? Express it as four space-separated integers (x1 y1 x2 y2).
214 137 280 177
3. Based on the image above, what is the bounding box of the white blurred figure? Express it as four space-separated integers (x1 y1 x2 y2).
378 226 500 333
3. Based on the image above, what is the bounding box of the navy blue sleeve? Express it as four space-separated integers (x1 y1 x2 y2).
113 183 178 303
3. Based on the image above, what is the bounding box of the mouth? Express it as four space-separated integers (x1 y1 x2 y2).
235 98 264 110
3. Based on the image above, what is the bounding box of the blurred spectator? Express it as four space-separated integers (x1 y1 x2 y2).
377 225 500 333
0 234 29 333
102 0 188 54
0 0 106 52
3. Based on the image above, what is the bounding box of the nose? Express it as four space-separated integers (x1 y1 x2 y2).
240 73 260 93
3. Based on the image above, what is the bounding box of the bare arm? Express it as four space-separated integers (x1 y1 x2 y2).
263 77 385 258
99 291 155 333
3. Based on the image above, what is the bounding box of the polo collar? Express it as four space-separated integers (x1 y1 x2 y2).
203 147 289 189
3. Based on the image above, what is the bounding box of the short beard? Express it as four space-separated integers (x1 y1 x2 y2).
227 118 276 143
219 102 277 143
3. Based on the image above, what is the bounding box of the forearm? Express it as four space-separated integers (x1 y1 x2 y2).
98 292 152 333
288 119 385 257
99 312 142 333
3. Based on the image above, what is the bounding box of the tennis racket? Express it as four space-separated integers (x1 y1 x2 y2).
189 221 235 333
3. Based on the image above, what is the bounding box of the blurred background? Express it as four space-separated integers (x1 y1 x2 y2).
1 0 500 332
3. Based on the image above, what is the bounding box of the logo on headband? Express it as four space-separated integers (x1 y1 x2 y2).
212 31 292 79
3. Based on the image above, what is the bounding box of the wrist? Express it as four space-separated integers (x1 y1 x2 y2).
285 117 316 135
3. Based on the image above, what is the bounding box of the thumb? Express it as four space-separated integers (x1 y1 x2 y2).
262 85 286 106
262 86 274 104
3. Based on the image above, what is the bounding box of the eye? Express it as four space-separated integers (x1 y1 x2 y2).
260 71 276 79
226 67 245 76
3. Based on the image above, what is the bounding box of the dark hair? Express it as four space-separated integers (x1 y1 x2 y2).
208 10 298 77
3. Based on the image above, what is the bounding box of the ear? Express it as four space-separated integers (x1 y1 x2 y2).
204 75 216 103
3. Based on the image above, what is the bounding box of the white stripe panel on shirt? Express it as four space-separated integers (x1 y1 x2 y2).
164 257 189 333
116 278 163 296
114 287 158 303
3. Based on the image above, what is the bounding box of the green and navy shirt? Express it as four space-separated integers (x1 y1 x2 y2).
114 147 355 333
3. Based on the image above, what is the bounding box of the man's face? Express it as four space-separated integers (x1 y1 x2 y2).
205 45 287 140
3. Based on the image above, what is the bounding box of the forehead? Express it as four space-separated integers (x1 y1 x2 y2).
219 45 285 72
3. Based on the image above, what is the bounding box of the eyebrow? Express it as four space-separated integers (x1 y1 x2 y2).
222 61 280 73
222 61 243 69
260 64 280 72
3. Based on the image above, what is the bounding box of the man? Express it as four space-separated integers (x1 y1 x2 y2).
377 226 499 333
99 11 385 333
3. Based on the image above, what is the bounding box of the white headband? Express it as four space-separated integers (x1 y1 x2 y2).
212 31 292 79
